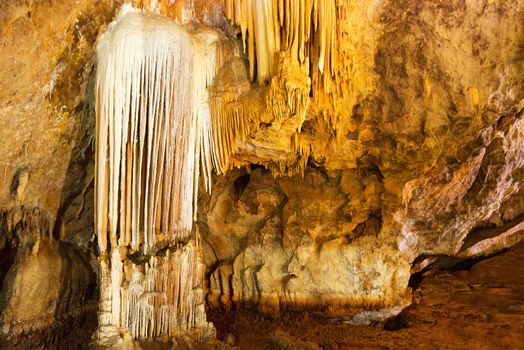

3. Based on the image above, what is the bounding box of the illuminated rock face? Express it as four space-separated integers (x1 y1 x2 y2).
199 168 412 317
0 1 115 348
197 0 524 318
0 0 523 347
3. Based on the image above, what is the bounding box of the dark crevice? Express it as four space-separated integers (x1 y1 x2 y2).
0 239 16 292
448 248 509 272
383 311 410 331
250 163 266 171
233 173 251 199
409 247 511 291
9 167 26 198
408 271 424 290
308 155 326 168
353 212 383 238
427 247 510 274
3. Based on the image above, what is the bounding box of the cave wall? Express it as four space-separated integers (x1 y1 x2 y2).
0 0 114 227
0 0 523 347
200 168 411 317
0 1 115 348
199 0 524 316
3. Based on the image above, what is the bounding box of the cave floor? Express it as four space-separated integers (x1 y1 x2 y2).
208 242 524 350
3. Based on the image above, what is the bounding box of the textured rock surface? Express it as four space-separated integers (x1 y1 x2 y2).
0 1 114 348
200 0 524 315
0 238 96 349
0 0 523 347
200 168 411 314
209 241 524 350
0 0 114 228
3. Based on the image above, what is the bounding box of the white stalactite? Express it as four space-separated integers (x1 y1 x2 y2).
95 5 224 342
95 5 221 254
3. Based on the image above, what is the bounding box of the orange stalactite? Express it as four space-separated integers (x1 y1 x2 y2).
220 0 339 90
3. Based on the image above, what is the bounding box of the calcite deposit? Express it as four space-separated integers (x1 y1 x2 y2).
200 168 411 318
0 0 523 349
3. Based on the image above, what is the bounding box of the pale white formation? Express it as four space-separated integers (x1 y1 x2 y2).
95 5 230 342
97 242 213 341
96 5 224 254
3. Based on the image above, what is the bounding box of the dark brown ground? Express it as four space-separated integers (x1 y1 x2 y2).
208 242 524 350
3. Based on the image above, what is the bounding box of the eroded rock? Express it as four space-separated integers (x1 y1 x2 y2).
0 0 523 346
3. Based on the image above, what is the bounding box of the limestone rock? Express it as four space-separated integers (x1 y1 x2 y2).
0 238 95 349
0 0 523 346
201 168 411 314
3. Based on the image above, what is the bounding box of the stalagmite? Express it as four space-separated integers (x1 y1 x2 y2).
96 242 212 341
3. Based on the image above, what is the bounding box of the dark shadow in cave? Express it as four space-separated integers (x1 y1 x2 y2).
0 211 17 292
48 64 99 348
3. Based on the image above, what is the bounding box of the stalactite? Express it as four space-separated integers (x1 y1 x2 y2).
221 0 338 90
210 54 311 175
0 208 52 243
128 1 322 178
95 5 224 254
95 4 225 343
95 4 321 341
97 1 343 185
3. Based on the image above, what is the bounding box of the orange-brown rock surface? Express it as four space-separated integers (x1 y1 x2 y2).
209 241 524 350
0 0 523 348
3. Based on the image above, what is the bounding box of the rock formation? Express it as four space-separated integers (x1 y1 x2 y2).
0 0 523 348
93 5 230 343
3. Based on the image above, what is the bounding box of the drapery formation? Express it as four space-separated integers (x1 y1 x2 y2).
209 54 311 175
94 2 343 340
129 0 345 177
94 5 229 341
95 6 221 254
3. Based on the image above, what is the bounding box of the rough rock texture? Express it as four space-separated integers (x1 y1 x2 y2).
200 0 524 316
200 168 411 314
0 238 96 349
0 1 115 348
209 241 524 350
0 0 114 228
0 0 523 348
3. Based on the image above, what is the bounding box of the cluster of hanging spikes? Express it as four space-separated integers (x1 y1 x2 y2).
94 2 336 343
95 1 333 256
95 5 226 254
221 0 337 88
